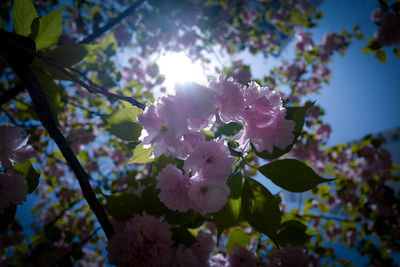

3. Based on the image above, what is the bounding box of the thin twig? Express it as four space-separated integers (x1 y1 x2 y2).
78 0 145 44
34 52 146 109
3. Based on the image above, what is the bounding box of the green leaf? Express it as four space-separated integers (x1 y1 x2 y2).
46 44 98 67
0 16 5 30
227 172 243 199
200 128 214 141
394 47 400 59
258 159 334 193
30 66 61 123
215 122 243 138
241 178 281 241
255 102 312 159
0 205 16 233
14 160 40 194
214 198 241 238
165 209 204 228
361 46 374 54
104 107 143 141
141 185 169 217
105 193 142 221
99 32 117 52
171 226 197 247
126 143 154 164
375 50 387 63
276 220 311 246
226 228 249 253
152 155 178 176
366 38 382 50
13 0 38 36
35 7 64 51
28 16 40 41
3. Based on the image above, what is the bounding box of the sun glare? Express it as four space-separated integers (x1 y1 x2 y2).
157 52 207 94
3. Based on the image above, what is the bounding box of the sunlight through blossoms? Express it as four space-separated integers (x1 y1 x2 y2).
157 52 207 93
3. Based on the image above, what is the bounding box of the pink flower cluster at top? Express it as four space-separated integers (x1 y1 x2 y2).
0 126 36 213
107 214 214 267
138 78 295 215
370 7 400 46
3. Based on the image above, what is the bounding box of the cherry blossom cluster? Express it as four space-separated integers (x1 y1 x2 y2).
106 214 214 267
370 6 400 46
138 78 295 214
0 126 36 213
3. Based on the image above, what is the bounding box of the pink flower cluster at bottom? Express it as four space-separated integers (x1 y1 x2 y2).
107 214 214 267
156 133 234 215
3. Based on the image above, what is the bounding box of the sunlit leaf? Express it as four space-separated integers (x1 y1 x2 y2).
226 228 249 253
35 7 64 51
104 107 143 141
258 159 334 192
14 160 40 194
126 143 154 164
46 44 98 67
215 122 243 137
13 0 38 36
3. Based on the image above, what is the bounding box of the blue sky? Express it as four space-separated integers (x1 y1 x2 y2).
247 0 400 146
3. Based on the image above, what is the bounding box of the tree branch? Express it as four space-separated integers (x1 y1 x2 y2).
78 0 146 44
1 0 146 107
0 42 115 239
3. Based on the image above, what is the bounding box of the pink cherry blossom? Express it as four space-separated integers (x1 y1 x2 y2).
174 83 216 130
318 33 347 61
209 76 245 123
172 245 200 267
156 164 192 212
266 245 320 267
0 126 36 168
190 231 215 266
188 174 230 215
281 60 305 82
295 31 314 51
370 7 386 23
0 169 28 213
239 82 295 153
376 14 400 46
228 246 257 267
209 253 229 267
138 98 187 157
184 138 234 182
107 214 174 267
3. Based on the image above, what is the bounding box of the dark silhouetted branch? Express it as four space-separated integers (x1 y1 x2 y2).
0 33 115 239
78 0 145 44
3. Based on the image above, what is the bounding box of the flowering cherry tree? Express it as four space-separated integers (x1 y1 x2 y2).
0 0 399 266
